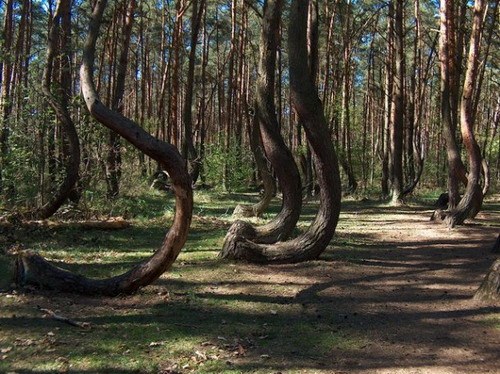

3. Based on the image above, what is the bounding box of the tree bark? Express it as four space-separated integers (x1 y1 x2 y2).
221 0 302 253
14 0 193 296
389 0 405 205
381 2 393 198
339 0 357 194
232 111 276 218
473 258 500 302
182 0 205 183
34 0 81 220
221 0 341 263
0 0 15 202
438 0 467 210
445 0 487 227
105 0 135 198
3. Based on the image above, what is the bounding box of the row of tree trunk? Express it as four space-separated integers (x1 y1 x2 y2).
6 0 498 300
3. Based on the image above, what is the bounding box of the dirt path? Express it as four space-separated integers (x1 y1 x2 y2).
218 204 500 373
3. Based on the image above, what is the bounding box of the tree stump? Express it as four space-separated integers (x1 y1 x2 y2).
474 259 500 302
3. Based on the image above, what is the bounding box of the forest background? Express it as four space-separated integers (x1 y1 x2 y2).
0 0 498 210
0 0 499 373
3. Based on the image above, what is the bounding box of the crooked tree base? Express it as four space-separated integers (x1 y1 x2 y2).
474 259 500 302
12 249 161 296
220 221 268 262
14 251 116 295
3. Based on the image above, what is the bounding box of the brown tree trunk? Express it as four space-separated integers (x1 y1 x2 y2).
402 1 433 198
339 0 357 194
182 0 205 184
105 0 135 198
221 0 302 253
473 258 500 302
445 0 487 227
0 0 14 202
169 0 184 148
34 0 80 219
389 0 405 205
196 7 209 184
438 0 467 210
232 111 276 218
381 2 393 198
221 0 341 263
15 0 193 296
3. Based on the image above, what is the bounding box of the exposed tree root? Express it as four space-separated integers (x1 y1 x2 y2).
13 0 193 296
221 0 341 263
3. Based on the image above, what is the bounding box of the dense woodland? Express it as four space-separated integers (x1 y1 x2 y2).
0 0 499 288
0 1 499 371
0 0 498 208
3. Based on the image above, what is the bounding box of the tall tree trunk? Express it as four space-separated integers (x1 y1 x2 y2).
105 0 135 198
34 0 80 219
169 0 184 148
222 0 341 263
221 0 302 254
232 110 276 218
389 0 405 205
339 0 357 194
402 0 433 198
182 0 205 183
438 0 467 210
381 2 393 198
196 6 209 184
15 0 193 296
0 0 15 202
445 0 487 227
223 0 237 191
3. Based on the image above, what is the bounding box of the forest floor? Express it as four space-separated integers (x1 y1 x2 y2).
0 191 499 373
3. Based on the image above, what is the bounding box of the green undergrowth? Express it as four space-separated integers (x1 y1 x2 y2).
0 190 499 373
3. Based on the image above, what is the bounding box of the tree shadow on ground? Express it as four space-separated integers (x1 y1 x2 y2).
1 198 499 373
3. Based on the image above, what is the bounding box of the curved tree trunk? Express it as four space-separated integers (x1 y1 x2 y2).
34 0 80 220
232 111 276 218
438 0 467 210
445 0 487 227
221 0 341 263
221 0 302 255
14 0 193 296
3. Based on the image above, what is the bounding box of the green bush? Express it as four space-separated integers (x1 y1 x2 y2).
203 141 254 191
